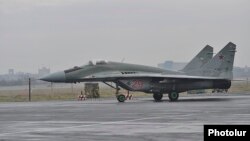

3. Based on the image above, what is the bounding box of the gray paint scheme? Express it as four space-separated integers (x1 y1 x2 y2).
181 45 213 73
187 42 236 79
40 42 236 100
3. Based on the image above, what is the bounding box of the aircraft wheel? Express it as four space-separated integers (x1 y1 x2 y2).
168 92 179 101
117 94 126 102
153 93 163 101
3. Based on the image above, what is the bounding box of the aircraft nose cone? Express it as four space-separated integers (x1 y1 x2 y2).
39 71 66 82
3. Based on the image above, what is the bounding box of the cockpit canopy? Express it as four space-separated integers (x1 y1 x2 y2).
64 60 108 73
64 66 82 73
88 60 108 66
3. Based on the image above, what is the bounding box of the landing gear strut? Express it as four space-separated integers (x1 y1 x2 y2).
115 83 126 103
168 91 179 101
153 93 163 102
103 81 126 102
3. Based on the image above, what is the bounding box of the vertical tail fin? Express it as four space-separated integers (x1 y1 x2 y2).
181 45 213 73
199 42 236 79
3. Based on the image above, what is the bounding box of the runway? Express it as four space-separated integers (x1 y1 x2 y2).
0 94 250 141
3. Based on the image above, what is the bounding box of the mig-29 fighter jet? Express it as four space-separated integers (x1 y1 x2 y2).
40 42 235 102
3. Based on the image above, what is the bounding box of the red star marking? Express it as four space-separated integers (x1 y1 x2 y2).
219 55 224 60
132 80 143 89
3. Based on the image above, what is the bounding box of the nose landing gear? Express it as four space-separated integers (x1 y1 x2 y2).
117 94 126 102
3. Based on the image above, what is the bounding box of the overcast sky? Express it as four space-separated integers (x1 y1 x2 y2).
0 0 249 74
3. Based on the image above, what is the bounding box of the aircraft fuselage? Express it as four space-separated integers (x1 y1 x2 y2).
40 61 231 94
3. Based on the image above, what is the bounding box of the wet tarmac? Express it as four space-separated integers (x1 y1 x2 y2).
0 94 250 141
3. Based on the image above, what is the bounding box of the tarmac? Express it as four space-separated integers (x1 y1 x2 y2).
0 94 250 141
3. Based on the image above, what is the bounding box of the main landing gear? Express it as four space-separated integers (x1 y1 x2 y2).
153 92 179 102
153 93 163 102
168 91 179 101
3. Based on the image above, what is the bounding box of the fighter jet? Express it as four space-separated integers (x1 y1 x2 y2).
40 42 236 102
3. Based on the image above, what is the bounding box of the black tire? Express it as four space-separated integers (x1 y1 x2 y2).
153 93 163 101
117 94 126 102
168 92 179 101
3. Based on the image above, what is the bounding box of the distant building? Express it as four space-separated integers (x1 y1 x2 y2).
244 66 249 73
8 69 14 75
0 67 51 86
158 60 186 71
158 61 173 70
233 66 250 79
38 67 50 77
